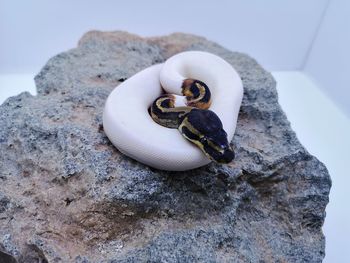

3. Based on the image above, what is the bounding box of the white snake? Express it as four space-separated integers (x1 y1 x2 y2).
103 51 243 171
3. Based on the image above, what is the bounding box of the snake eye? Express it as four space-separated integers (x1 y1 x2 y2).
200 137 207 143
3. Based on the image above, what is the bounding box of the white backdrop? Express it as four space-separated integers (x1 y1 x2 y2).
305 0 350 121
0 0 328 73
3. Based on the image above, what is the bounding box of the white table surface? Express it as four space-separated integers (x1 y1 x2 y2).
0 72 349 262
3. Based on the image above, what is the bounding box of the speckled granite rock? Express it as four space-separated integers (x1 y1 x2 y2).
0 31 331 263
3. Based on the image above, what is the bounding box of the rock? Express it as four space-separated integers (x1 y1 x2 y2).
0 31 331 262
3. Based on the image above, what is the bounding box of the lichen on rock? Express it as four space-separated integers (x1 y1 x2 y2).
0 31 331 262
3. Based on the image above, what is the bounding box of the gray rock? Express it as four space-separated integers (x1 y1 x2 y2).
0 31 331 262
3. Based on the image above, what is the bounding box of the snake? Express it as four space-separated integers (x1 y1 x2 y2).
103 51 243 171
149 79 235 163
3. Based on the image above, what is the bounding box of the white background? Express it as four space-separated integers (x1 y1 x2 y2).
0 0 328 73
1 0 349 262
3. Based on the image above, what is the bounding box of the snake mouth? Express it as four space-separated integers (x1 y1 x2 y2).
201 141 235 164
216 148 235 164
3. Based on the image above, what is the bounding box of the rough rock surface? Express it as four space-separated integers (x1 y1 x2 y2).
0 31 331 263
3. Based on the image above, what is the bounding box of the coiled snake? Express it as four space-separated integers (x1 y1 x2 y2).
103 51 243 171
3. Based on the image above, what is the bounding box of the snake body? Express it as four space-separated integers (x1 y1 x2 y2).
150 79 235 163
103 51 243 171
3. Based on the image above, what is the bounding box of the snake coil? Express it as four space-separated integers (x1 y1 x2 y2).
103 51 243 171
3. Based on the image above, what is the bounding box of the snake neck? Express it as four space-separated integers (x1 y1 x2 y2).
150 94 193 129
150 78 212 129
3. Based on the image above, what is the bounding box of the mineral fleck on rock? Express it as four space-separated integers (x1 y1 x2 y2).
0 31 331 262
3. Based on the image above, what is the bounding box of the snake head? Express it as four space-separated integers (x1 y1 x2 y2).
182 79 211 109
200 131 235 164
179 109 235 164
